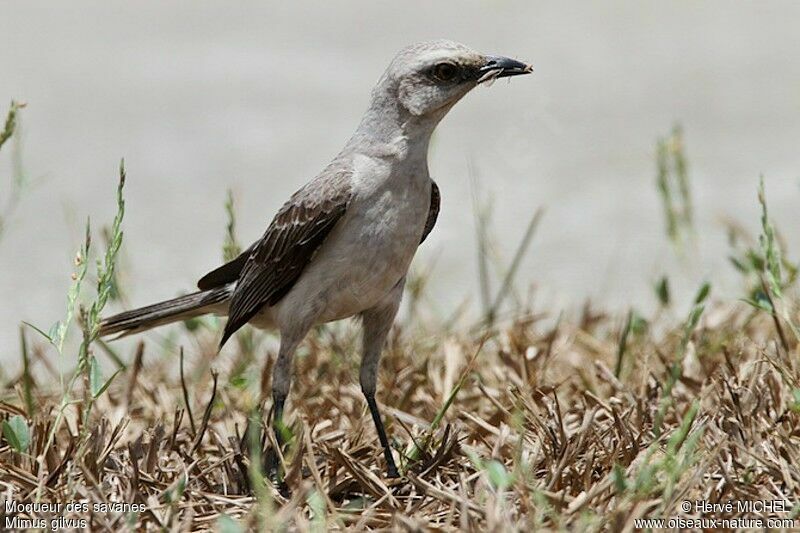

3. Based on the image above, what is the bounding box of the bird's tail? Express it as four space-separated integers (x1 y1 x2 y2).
98 287 231 338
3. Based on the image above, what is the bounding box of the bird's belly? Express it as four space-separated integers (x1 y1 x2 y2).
317 240 414 322
274 185 429 327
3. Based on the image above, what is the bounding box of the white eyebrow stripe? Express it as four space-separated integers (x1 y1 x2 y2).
414 49 466 66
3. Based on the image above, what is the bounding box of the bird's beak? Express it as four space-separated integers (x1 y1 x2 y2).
478 55 533 83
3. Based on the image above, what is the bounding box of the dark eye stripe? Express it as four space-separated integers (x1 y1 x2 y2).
432 62 459 82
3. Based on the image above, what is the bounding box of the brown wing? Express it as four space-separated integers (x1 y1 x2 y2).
197 243 256 290
219 176 351 347
419 180 440 244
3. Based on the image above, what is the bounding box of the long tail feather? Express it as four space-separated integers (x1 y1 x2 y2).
99 286 231 338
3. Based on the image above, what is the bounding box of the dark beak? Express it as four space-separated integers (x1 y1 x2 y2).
478 55 533 83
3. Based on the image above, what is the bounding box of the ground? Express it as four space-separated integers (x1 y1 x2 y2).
2 298 799 531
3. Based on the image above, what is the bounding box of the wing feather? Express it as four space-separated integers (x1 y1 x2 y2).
197 243 256 290
218 174 351 347
420 180 440 244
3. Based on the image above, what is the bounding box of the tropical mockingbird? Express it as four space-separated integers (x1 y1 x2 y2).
100 40 532 478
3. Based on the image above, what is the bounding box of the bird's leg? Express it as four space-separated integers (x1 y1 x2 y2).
365 394 399 478
264 333 303 486
272 393 286 447
271 333 303 442
360 278 405 478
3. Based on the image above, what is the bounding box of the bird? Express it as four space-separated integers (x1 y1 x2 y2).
99 40 532 478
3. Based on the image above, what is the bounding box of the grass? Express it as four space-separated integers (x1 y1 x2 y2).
656 124 694 252
1 123 799 530
0 100 29 241
3 282 799 530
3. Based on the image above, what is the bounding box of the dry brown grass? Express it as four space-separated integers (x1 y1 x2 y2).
2 299 800 531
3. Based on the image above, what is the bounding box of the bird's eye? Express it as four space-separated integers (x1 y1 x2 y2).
432 62 459 82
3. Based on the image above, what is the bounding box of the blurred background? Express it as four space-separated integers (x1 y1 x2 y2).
1 1 799 362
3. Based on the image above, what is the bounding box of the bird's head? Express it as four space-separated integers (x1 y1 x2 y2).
380 40 533 119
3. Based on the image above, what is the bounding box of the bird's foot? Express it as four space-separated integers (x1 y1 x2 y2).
263 447 291 498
